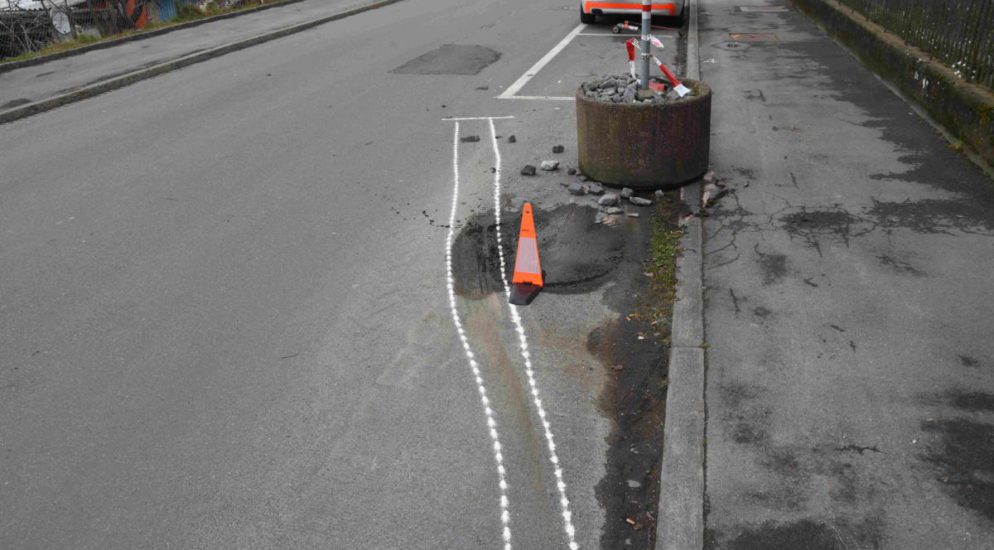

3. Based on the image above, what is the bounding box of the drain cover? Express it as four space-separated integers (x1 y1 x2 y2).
737 6 789 12
391 44 501 75
729 32 780 42
714 41 750 50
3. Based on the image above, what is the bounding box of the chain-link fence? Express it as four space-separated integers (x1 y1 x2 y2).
837 0 994 89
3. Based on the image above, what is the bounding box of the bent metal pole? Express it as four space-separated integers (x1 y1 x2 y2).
639 0 651 89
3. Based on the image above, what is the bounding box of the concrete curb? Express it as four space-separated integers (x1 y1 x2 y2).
655 0 707 548
790 0 994 168
0 0 307 75
0 0 405 125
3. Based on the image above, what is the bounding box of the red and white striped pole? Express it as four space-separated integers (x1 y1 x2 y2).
654 56 692 97
626 39 637 79
639 0 651 89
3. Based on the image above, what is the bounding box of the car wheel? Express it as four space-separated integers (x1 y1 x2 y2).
580 6 595 24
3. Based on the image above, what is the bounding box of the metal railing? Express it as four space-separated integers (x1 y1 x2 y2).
837 0 994 89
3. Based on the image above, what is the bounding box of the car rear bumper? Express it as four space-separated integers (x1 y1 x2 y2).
582 2 682 16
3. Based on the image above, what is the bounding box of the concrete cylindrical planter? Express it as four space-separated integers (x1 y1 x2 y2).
576 79 712 190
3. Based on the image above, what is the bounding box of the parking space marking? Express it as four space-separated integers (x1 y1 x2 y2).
498 23 586 100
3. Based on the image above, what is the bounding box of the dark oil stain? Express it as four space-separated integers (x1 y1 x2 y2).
451 205 627 300
836 444 881 455
829 324 845 332
803 277 819 287
780 208 866 252
712 517 883 550
391 44 501 75
450 211 507 299
35 70 55 77
753 244 787 285
921 417 994 521
463 300 548 491
959 355 980 367
945 391 994 413
866 198 994 235
587 206 668 549
877 254 927 276
753 306 772 319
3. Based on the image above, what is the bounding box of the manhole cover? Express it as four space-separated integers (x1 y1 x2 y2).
391 44 501 75
729 32 780 42
714 41 750 50
737 6 789 12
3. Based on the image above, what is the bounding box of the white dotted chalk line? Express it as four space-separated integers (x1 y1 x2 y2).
446 121 513 550
488 118 580 550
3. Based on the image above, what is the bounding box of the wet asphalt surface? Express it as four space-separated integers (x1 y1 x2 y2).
0 1 682 548
700 0 994 548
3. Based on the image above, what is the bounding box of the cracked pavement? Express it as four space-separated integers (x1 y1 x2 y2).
700 1 994 548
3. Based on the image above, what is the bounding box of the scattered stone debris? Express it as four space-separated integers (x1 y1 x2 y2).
568 168 577 176
703 183 728 207
654 189 665 199
568 183 587 196
553 145 565 154
702 170 717 184
581 74 696 104
598 193 620 207
578 174 589 182
521 165 537 176
587 182 605 195
507 135 517 143
626 212 640 218
540 160 560 171
630 196 653 206
460 135 480 143
621 187 634 199
603 206 624 215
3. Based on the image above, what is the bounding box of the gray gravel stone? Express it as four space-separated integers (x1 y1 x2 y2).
521 165 536 176
587 183 605 195
567 183 586 196
598 193 619 207
621 187 634 199
630 196 653 206
508 135 517 143
567 168 577 175
553 145 565 154
603 206 624 215
460 135 480 143
626 212 640 218
540 160 560 171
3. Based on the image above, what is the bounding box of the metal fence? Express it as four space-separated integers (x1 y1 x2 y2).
836 0 994 89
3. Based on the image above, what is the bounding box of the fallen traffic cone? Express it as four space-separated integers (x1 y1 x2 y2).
509 202 543 306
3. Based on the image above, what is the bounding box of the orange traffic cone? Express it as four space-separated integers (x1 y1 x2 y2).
510 202 543 306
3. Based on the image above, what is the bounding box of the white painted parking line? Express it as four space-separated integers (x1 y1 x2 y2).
498 23 586 100
443 116 516 121
501 95 575 101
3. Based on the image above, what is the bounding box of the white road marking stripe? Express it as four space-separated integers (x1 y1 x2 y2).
498 23 586 100
443 116 517 121
446 122 513 550
489 119 580 550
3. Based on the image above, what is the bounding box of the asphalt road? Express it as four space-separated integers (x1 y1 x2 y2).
0 1 683 548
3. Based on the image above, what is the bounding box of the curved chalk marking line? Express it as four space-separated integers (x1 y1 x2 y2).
445 122 513 550
489 118 580 550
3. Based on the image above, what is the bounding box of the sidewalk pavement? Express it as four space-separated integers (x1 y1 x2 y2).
0 0 366 111
699 1 994 549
